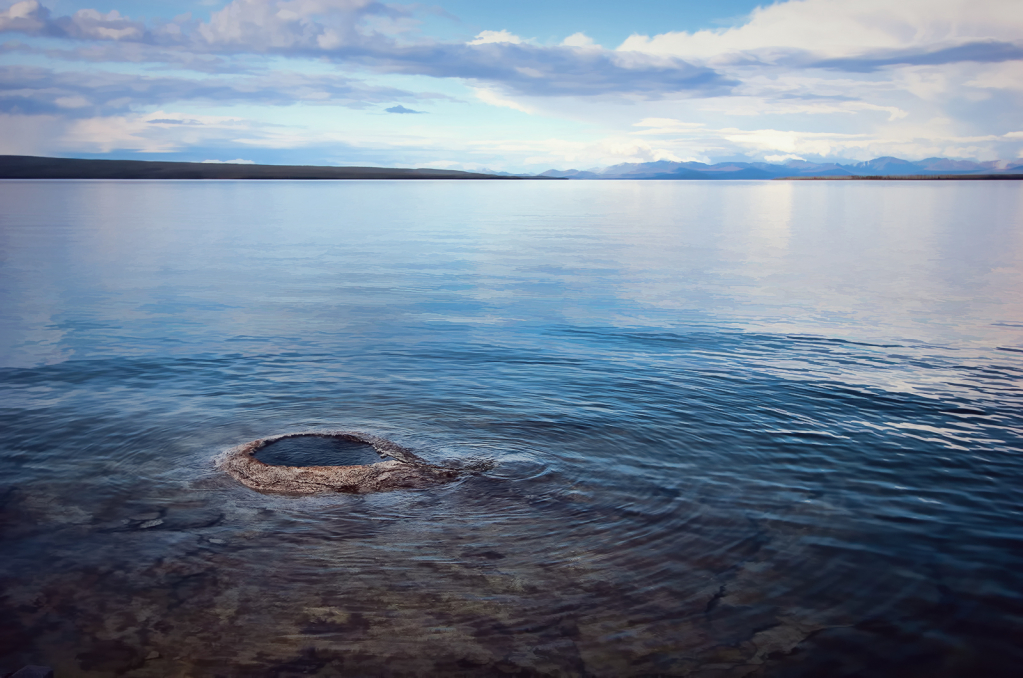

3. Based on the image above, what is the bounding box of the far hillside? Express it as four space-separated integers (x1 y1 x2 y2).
540 156 1023 180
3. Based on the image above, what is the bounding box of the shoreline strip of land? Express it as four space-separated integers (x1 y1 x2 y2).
0 155 562 181
4 155 1021 182
774 174 1023 181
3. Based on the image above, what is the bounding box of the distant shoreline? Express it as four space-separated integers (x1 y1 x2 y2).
4 155 1021 182
0 155 562 181
775 174 1023 181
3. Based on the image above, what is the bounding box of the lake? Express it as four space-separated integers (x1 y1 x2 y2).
1 179 1022 677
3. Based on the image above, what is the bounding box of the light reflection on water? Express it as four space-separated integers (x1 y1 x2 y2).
1 180 1022 676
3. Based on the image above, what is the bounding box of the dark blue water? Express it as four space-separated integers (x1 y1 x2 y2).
254 436 386 467
1 179 1021 677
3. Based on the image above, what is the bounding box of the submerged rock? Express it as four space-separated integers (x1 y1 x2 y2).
217 431 470 495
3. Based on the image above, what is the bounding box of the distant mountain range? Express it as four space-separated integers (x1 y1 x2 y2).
3 154 1020 182
539 156 1023 180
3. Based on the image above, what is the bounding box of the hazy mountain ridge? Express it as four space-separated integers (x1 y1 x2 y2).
540 156 1023 180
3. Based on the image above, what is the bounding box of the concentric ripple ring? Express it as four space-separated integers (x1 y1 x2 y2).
218 431 463 495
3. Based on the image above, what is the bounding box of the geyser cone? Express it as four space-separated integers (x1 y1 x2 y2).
218 431 463 495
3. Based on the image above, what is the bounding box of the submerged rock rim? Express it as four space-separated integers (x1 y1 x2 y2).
217 431 464 495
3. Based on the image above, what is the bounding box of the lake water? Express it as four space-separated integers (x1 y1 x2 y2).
1 179 1022 677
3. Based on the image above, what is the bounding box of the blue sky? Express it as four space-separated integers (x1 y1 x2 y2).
1 0 1021 171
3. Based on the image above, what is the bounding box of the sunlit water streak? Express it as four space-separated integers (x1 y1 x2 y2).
1 180 1022 676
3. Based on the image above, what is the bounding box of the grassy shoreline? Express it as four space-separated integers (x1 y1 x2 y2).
0 155 560 180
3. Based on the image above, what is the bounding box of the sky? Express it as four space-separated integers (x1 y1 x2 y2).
1 0 1021 172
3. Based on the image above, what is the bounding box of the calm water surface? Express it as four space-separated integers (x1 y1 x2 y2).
1 180 1022 677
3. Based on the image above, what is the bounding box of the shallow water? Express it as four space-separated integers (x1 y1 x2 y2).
1 179 1022 677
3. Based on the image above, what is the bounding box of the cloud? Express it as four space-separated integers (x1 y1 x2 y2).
32 109 285 154
378 43 733 97
966 62 1023 91
561 33 597 49
472 86 534 114
385 104 423 113
618 0 1023 65
468 30 522 46
148 117 206 125
1 0 1016 109
472 136 692 168
0 112 63 154
810 40 1023 72
195 0 411 52
0 0 401 49
632 118 707 133
0 0 152 41
626 117 1021 163
2 0 1021 167
0 1 48 34
7 0 1016 85
0 65 442 117
696 95 909 121
202 158 256 163
0 1 732 99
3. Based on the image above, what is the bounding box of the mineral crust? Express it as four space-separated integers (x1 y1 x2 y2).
218 432 462 495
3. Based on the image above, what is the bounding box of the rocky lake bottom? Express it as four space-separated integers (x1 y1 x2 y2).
2 179 1022 676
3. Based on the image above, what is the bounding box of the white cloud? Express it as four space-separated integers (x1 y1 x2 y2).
698 96 909 121
487 137 691 168
633 118 707 132
0 1 150 41
618 0 1023 62
626 117 1019 162
472 86 535 114
717 127 868 156
0 113 64 155
202 158 256 163
64 115 177 153
468 29 523 46
54 96 90 108
69 8 144 40
561 32 597 49
514 66 544 79
1 0 1021 167
0 1 49 33
55 110 257 153
604 0 1023 165
965 61 1023 91
197 0 384 48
